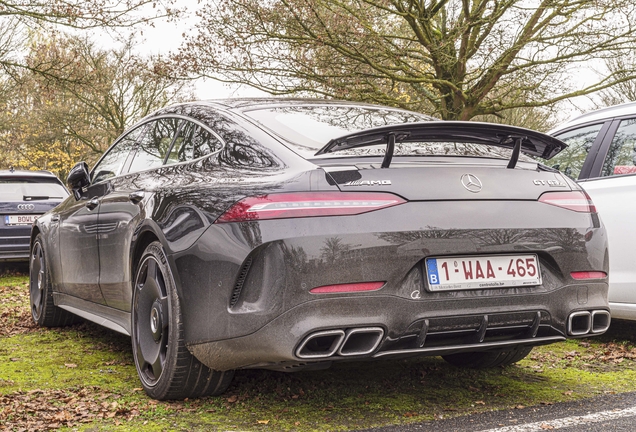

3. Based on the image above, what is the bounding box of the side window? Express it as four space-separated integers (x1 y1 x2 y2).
165 121 223 164
92 125 145 184
128 118 181 173
552 123 604 180
191 124 223 159
601 118 636 177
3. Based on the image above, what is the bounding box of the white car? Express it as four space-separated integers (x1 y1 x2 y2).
550 102 636 320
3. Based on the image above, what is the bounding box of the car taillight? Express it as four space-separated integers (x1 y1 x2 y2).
571 271 607 280
538 190 596 213
310 281 385 294
214 192 406 223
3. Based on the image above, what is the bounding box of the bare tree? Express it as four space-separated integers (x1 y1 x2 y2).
0 1 175 28
172 0 636 120
0 33 193 177
0 0 178 77
594 55 636 108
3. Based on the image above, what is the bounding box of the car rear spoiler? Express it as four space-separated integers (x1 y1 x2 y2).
314 121 567 169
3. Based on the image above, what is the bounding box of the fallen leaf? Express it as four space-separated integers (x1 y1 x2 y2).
475 400 486 405
64 363 77 368
563 390 574 395
227 395 238 403
257 420 269 424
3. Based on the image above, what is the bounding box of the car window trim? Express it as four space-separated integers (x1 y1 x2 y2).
587 118 622 179
162 121 186 165
91 114 226 185
90 123 149 183
124 117 182 176
553 120 612 180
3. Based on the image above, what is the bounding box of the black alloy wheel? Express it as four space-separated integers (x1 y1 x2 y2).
131 241 234 400
29 234 78 327
133 252 170 386
30 238 46 322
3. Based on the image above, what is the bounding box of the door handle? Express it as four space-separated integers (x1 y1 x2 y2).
51 214 60 222
85 198 99 210
129 191 145 204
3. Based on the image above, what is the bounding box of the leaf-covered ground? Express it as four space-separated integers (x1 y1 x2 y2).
3 266 636 431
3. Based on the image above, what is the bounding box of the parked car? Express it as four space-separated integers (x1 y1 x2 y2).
30 99 610 400
0 169 68 262
549 102 636 321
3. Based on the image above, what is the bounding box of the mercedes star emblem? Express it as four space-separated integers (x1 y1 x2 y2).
461 173 482 193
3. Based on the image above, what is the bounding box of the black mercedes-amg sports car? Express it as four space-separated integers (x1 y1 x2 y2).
30 99 610 400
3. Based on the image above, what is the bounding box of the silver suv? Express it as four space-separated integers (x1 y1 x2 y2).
550 102 636 320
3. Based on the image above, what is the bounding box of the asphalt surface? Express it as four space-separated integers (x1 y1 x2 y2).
362 391 636 431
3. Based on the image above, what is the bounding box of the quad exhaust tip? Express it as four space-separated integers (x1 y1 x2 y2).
296 327 385 359
567 310 610 336
296 330 345 359
591 310 611 334
338 327 384 356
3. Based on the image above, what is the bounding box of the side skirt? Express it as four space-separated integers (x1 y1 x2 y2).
53 292 131 336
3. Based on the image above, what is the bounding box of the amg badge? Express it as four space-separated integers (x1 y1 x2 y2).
343 180 392 186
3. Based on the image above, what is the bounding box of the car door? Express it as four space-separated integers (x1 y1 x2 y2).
57 126 141 304
97 117 182 311
574 117 636 313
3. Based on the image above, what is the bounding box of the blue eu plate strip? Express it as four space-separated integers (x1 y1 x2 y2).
426 259 440 285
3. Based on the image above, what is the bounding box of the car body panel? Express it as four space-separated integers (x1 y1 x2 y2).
579 175 636 313
56 186 104 304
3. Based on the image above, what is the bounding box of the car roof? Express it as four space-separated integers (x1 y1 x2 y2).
200 97 427 114
554 101 636 131
0 169 59 179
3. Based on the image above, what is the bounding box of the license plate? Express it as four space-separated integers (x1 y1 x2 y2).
4 215 39 225
425 254 542 291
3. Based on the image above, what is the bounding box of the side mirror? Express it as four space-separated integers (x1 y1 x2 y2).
66 161 90 200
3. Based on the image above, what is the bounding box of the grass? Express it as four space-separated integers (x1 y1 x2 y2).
2 270 636 431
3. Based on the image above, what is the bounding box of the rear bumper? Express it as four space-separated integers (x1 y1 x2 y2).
187 282 608 371
0 232 31 262
172 200 610 370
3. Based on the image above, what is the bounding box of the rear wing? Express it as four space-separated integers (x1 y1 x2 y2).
314 121 567 169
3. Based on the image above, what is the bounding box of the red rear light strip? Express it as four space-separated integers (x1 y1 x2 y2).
570 271 607 280
310 281 385 294
538 190 597 213
215 192 406 223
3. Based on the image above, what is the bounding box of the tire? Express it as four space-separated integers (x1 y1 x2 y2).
131 241 234 400
442 346 533 369
29 234 79 327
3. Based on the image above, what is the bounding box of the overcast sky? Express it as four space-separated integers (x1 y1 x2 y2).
97 4 601 121
110 6 268 100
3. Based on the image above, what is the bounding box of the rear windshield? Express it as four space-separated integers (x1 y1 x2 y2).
0 179 68 201
244 105 431 157
244 105 533 162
